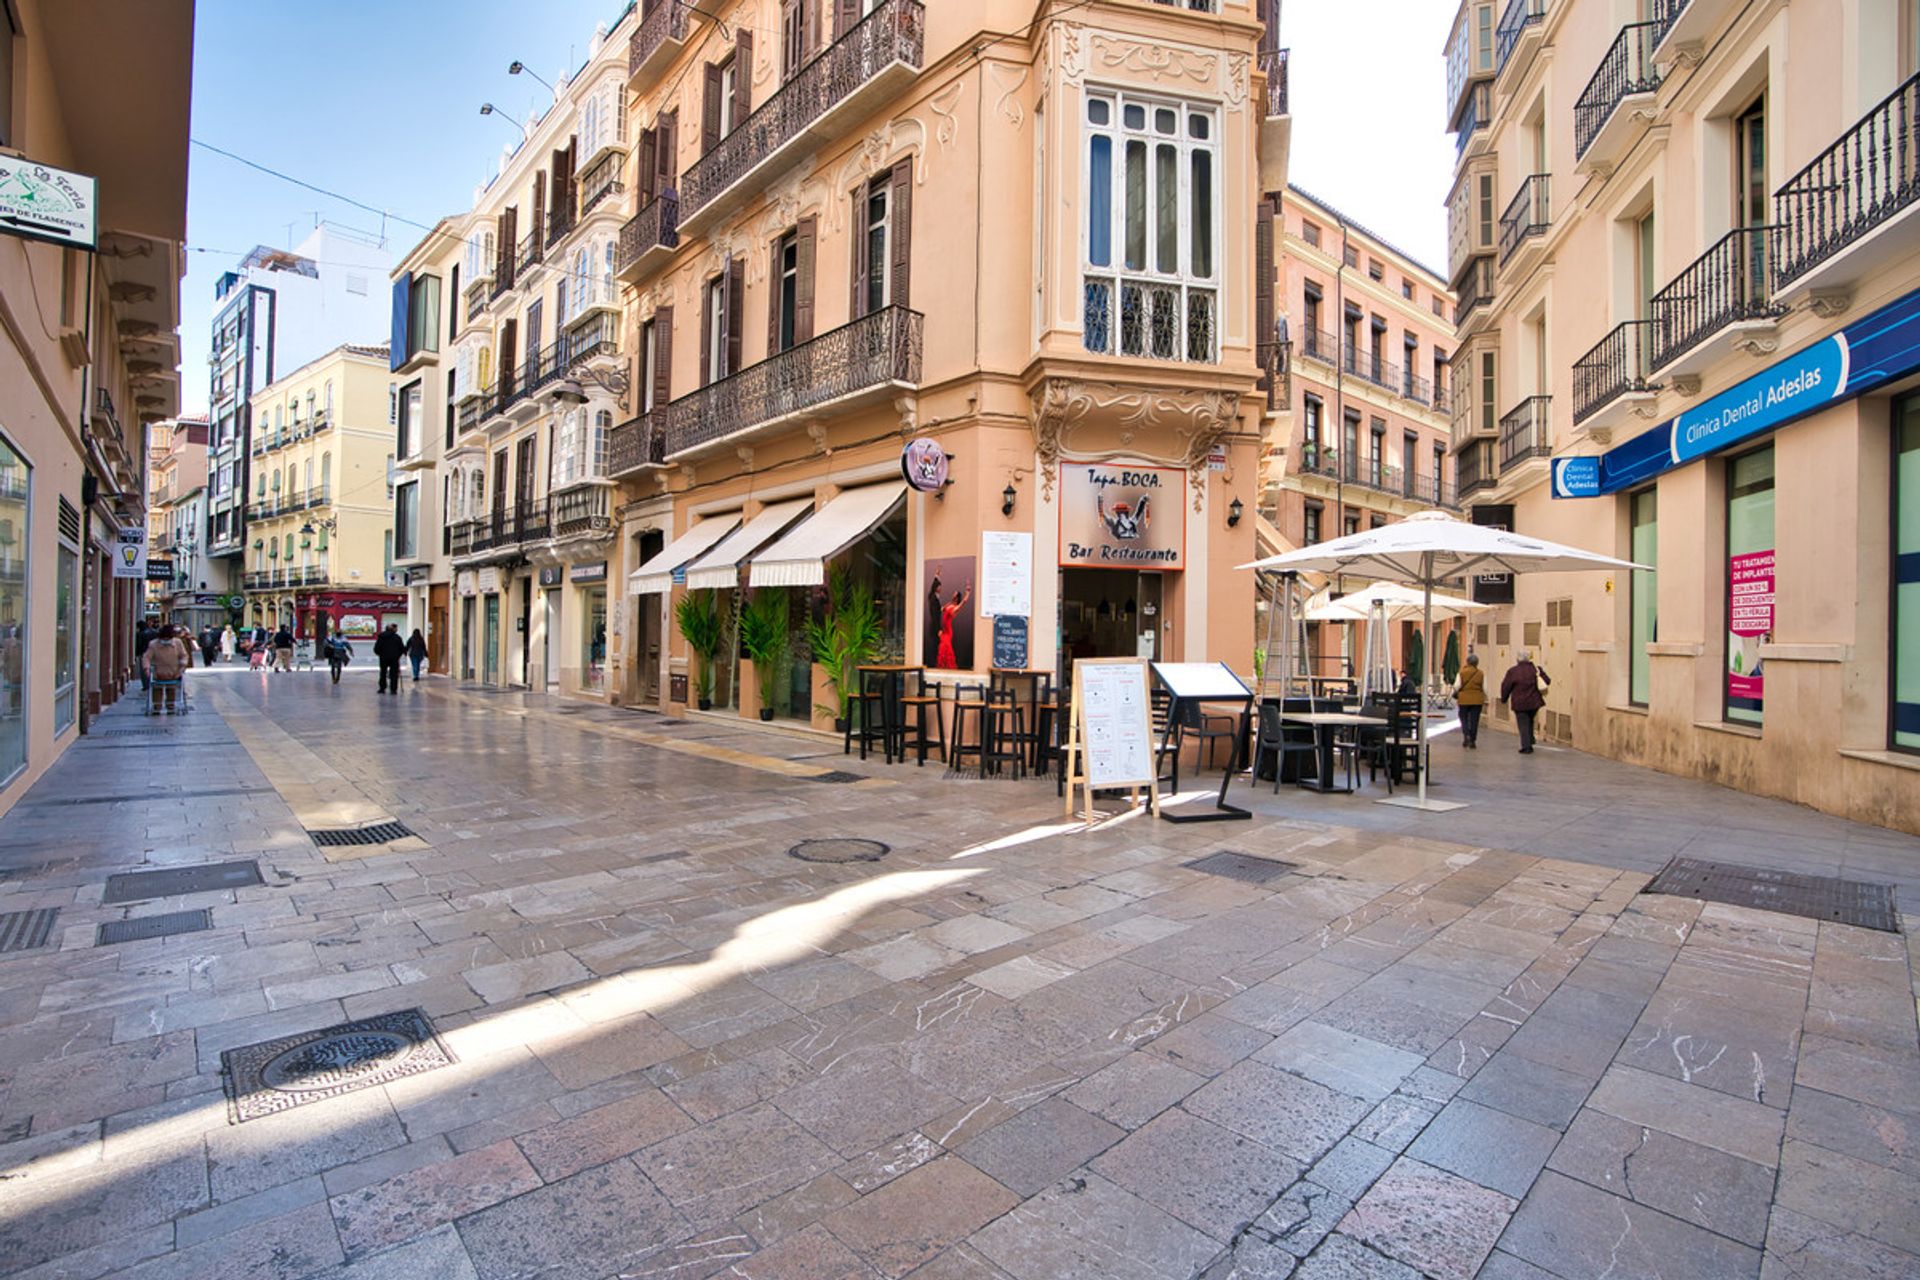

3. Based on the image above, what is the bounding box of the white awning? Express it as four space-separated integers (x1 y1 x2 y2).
682 498 813 591
627 514 741 594
748 482 908 588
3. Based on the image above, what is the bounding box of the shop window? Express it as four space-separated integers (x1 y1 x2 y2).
1894 395 1920 752
1082 91 1219 363
580 585 607 692
1630 487 1657 706
0 440 25 779
1726 445 1774 725
1303 503 1321 545
55 520 77 734
395 482 418 561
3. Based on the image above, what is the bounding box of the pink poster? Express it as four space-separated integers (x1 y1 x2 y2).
1727 549 1774 702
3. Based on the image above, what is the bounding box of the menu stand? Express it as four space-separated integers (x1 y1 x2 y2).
1151 662 1254 824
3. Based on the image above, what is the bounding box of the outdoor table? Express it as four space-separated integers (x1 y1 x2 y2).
857 664 923 764
1283 712 1387 794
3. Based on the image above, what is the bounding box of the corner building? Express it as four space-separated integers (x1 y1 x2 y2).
606 0 1289 724
1446 0 1920 830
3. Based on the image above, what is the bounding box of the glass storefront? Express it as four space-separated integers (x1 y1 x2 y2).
54 542 76 734
0 439 26 784
482 593 500 685
1726 446 1775 725
580 586 607 693
460 596 475 679
1630 487 1657 706
1895 395 1920 752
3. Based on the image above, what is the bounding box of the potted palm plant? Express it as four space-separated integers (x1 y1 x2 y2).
675 590 725 710
738 589 791 721
804 567 883 733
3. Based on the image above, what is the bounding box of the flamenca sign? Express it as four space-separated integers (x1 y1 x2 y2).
1058 463 1185 570
0 157 97 251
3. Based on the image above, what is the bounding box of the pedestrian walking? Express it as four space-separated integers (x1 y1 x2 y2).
144 625 188 713
273 624 295 673
373 624 405 694
1499 650 1551 754
1454 653 1486 748
221 625 236 662
406 628 428 682
324 632 354 685
134 619 156 691
199 626 219 667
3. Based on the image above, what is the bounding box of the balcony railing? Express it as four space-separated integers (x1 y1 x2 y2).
243 570 270 590
1454 82 1491 158
562 311 620 363
1499 174 1551 264
1403 372 1435 406
1573 320 1655 425
678 0 924 227
1261 48 1289 117
1649 225 1784 371
1455 256 1495 324
579 152 626 219
457 400 485 436
1295 444 1456 507
629 0 691 79
1299 326 1339 365
1498 396 1552 470
662 305 923 458
546 203 576 250
466 277 491 322
1574 22 1663 161
1496 0 1545 73
1458 439 1497 498
616 193 679 279
608 414 666 478
1257 339 1291 408
516 229 544 277
1774 71 1920 290
552 486 613 538
1341 348 1403 397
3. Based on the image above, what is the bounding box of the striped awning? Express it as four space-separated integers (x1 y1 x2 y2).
682 498 813 591
747 482 907 588
626 514 741 594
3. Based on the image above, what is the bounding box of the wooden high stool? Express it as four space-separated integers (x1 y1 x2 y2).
896 672 945 766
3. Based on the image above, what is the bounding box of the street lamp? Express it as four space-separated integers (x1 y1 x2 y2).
552 364 632 413
507 61 555 94
479 103 525 132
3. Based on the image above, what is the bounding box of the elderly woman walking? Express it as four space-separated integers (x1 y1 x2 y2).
1454 653 1486 748
1499 650 1551 754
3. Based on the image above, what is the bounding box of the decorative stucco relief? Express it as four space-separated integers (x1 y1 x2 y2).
988 63 1029 129
825 115 928 231
929 81 965 148
1090 36 1215 88
1059 24 1086 83
1223 52 1249 112
1030 379 1242 510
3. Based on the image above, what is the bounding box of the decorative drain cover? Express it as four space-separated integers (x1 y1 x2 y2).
103 860 263 904
0 908 59 953
1183 851 1300 885
97 909 212 946
1643 857 1900 933
789 838 890 864
221 1008 454 1123
807 771 866 785
309 822 414 847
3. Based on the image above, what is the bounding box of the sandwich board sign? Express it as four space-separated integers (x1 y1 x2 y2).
0 158 98 252
1063 657 1161 826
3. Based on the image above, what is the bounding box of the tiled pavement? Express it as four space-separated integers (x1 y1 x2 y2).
0 665 1916 1280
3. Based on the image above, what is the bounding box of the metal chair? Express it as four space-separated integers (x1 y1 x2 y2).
981 687 1027 779
949 682 989 776
1251 700 1318 792
895 671 945 767
848 671 891 762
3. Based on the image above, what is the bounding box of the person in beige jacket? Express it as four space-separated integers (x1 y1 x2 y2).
145 625 189 713
1453 652 1486 749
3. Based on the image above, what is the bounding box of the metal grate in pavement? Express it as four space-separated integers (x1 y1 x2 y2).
1642 857 1900 932
103 860 264 904
96 726 178 736
807 771 866 785
0 908 59 952
1183 851 1300 885
97 909 213 946
309 822 414 847
789 838 889 865
221 1008 455 1123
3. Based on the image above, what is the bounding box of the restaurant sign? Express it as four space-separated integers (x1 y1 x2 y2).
1058 462 1185 570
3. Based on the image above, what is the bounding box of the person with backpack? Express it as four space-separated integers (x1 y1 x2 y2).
1499 650 1551 754
373 624 406 694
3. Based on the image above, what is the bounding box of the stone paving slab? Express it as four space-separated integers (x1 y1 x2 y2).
0 671 1915 1279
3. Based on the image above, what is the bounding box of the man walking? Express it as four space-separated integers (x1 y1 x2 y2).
135 618 156 691
273 623 296 673
373 624 405 695
1499 650 1551 754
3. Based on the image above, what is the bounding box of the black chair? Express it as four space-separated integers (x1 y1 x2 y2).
1356 693 1422 790
1032 676 1063 781
949 682 989 776
849 671 893 762
981 687 1028 779
1251 700 1319 792
1174 699 1237 774
896 672 945 767
1004 673 1052 776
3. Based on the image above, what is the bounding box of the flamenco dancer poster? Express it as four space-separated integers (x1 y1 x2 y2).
923 556 976 670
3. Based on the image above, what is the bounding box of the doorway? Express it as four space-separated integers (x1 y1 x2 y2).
544 589 561 691
1060 570 1165 688
483 593 500 684
429 584 449 674
517 577 532 687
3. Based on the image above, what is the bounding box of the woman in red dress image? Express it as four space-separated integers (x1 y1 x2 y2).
936 581 972 669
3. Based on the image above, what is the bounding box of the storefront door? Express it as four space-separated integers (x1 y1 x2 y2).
544 590 561 691
1060 569 1164 665
460 596 475 680
483 594 500 685
517 578 532 687
429 585 449 674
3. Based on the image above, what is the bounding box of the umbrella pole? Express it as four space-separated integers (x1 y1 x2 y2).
1379 555 1466 812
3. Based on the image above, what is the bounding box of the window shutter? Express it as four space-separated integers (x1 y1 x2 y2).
653 306 673 408
767 238 783 357
850 186 869 319
638 128 657 205
732 31 754 131
658 110 677 194
702 63 723 152
889 159 912 310
795 216 816 343
390 276 412 371
834 0 860 39
1255 198 1275 395
726 255 745 377
700 278 715 387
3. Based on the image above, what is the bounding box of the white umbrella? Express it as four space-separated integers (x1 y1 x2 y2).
1239 510 1649 812
1307 581 1488 623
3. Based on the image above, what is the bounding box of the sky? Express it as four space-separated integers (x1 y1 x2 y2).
178 0 1453 417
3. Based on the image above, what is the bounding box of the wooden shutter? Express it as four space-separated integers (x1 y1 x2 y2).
795 216 816 343
562 138 577 222
850 184 869 319
700 278 715 387
732 31 754 131
702 62 723 152
1255 198 1275 396
657 110 677 195
767 236 784 357
653 306 673 407
726 255 745 377
889 159 912 310
638 127 657 205
834 0 860 39
532 171 546 245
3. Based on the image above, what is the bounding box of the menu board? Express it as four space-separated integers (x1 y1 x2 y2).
992 615 1028 670
981 531 1033 618
1152 662 1251 702
1076 659 1155 788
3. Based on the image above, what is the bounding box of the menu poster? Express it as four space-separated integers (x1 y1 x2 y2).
981 531 1033 618
1076 659 1155 788
1728 549 1774 704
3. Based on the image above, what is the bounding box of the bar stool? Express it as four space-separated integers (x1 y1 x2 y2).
981 687 1027 779
849 671 891 761
1007 673 1052 776
949 682 989 776
896 671 945 767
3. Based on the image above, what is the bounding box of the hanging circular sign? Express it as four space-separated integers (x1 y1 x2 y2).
901 438 950 493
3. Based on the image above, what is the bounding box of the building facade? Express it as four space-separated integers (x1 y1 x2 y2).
0 0 192 815
1446 0 1920 830
144 417 228 631
241 344 406 639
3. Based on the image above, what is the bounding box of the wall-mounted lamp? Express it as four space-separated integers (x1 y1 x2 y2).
1227 497 1244 528
1002 482 1017 518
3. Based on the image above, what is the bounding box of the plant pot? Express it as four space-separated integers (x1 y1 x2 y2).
697 698 712 711
833 717 849 734
758 708 774 722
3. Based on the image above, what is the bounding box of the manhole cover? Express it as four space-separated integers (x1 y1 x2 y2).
309 822 414 847
0 908 59 953
221 1008 454 1123
788 838 890 864
97 909 212 946
1183 851 1299 885
1643 857 1900 933
103 860 263 904
807 771 866 785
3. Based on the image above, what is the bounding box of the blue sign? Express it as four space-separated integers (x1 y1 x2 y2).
992 614 1028 670
1551 456 1601 499
1668 336 1846 465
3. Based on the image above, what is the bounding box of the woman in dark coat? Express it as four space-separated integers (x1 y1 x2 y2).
1499 650 1550 754
406 629 429 682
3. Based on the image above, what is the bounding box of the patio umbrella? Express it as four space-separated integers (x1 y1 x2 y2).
1443 628 1461 686
1240 510 1648 812
1306 581 1486 623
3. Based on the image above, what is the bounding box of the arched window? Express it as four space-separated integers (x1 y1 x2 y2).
602 237 616 304
284 533 294 561
320 453 332 496
305 459 314 493
324 380 333 417
271 470 281 491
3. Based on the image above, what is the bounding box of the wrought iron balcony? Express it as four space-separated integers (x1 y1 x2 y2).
1412 471 1461 509
516 229 544 277
1774 71 1920 292
562 311 620 364
677 0 924 235
1296 441 1339 480
243 570 271 590
1341 348 1402 396
1498 396 1552 470
1649 226 1784 372
1496 0 1545 75
1298 327 1340 366
551 486 613 539
1455 256 1495 325
1257 339 1291 410
1499 174 1551 265
616 193 679 282
1574 22 1663 163
579 152 626 219
1457 439 1498 498
1402 372 1435 406
448 519 478 559
662 305 923 459
629 0 691 85
1573 320 1655 426
546 203 576 250
1261 48 1289 117
608 414 666 478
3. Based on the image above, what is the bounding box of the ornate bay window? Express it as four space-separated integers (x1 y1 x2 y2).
1082 91 1220 364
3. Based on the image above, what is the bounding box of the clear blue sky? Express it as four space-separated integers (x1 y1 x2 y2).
179 0 1452 416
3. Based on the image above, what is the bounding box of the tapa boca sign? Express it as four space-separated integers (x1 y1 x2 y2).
1058 462 1185 570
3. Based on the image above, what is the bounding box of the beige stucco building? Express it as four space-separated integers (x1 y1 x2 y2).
1447 0 1920 831
242 344 407 640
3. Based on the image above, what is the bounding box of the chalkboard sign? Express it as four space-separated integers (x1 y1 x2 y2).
992 615 1028 670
